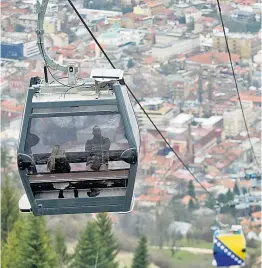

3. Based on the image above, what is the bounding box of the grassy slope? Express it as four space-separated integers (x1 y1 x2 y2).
116 251 159 268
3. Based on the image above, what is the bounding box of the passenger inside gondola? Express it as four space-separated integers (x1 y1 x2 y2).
47 145 71 173
85 125 111 171
87 188 100 197
25 132 40 155
24 132 40 174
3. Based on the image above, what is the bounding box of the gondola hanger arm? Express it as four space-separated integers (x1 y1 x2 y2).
35 0 78 84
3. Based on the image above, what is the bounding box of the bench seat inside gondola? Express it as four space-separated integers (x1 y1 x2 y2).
29 170 129 183
23 150 131 197
33 188 127 199
30 150 130 178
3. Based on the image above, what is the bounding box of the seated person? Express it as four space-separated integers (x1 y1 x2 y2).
85 126 111 171
47 145 71 173
24 132 40 155
24 132 40 174
87 188 100 197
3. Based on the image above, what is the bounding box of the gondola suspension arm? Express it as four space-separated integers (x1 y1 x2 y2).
35 0 78 85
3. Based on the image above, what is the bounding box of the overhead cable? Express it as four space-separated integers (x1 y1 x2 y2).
216 0 260 169
67 0 218 201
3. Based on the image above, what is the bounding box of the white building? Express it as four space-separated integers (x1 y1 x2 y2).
199 33 213 50
46 3 58 14
98 27 145 47
134 98 175 129
44 17 61 33
152 35 200 62
1 36 39 58
169 113 194 128
184 7 202 23
23 40 39 58
78 8 122 18
49 32 69 48
223 107 254 137
0 79 9 94
254 50 262 65
18 14 38 29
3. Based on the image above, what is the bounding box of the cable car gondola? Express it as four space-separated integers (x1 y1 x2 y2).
17 68 140 215
212 225 246 267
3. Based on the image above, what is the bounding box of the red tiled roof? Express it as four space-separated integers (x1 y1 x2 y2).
123 12 147 19
235 0 256 5
26 71 43 79
146 1 164 8
147 188 167 195
193 181 213 189
57 49 74 57
252 211 262 219
0 2 9 8
173 169 193 181
88 42 106 50
197 194 208 202
145 176 159 184
63 44 75 50
51 46 60 52
144 56 153 64
184 7 199 13
154 8 173 16
1 100 24 113
218 179 251 189
2 8 29 14
137 195 162 203
181 195 194 205
215 159 233 170
230 94 262 103
187 51 240 65
214 25 223 32
198 16 217 23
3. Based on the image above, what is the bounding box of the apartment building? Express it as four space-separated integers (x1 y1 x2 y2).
152 35 200 61
134 98 177 130
166 71 199 100
223 106 255 137
213 30 260 59
17 14 37 29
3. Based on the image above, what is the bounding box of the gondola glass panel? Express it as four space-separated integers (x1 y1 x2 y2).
17 82 139 215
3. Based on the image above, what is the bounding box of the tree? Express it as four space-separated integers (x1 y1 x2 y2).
187 17 194 32
154 208 170 249
127 59 135 68
191 120 198 126
15 25 25 32
169 228 182 257
168 198 192 222
242 187 247 194
188 198 195 211
188 180 196 199
96 213 119 268
122 7 133 14
233 182 240 195
54 225 68 267
132 236 149 268
205 195 216 209
19 215 58 268
1 217 28 268
71 221 101 268
217 193 226 204
1 148 12 172
1 175 19 244
226 189 234 202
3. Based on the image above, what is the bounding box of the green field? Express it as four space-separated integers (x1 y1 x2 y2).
173 239 213 249
117 252 159 268
156 249 213 267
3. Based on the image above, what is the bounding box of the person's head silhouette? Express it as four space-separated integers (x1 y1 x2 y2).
92 125 102 138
